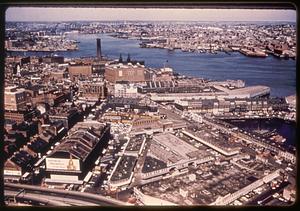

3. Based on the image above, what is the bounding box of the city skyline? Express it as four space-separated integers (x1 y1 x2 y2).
6 7 296 22
3 11 296 206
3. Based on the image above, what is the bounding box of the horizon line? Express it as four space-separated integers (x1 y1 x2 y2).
6 20 297 23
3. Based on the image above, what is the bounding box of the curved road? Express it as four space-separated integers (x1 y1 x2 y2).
5 183 129 206
5 190 70 206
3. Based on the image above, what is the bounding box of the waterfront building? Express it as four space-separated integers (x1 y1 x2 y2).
149 85 270 102
174 97 287 114
30 56 40 64
104 63 151 83
285 95 296 111
92 61 106 75
138 79 204 94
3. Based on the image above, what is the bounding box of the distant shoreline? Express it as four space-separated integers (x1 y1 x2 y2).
5 21 297 24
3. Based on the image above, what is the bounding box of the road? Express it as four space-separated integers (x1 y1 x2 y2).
128 137 152 188
5 190 70 206
158 104 183 121
246 181 290 205
5 183 129 206
5 189 101 206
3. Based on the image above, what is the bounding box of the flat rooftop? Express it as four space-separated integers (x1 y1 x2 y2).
139 161 263 205
145 132 211 167
153 133 199 160
110 155 137 181
226 85 270 97
125 135 145 152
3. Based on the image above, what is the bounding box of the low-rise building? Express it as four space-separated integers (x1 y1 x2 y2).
114 82 138 98
4 150 37 182
45 121 110 184
68 64 93 80
174 97 288 114
78 79 107 101
106 97 158 113
5 86 28 111
48 106 83 129
4 108 39 124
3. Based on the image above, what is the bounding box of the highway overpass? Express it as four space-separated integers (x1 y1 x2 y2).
5 183 129 206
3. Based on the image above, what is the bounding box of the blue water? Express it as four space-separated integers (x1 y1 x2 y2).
226 118 296 148
11 33 296 97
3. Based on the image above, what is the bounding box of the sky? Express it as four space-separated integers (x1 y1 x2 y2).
6 7 296 22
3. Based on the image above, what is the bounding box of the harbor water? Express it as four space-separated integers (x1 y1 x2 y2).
225 118 296 147
9 33 296 98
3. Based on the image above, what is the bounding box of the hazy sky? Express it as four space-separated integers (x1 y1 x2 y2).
6 7 296 22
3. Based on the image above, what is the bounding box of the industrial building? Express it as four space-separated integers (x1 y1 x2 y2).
182 130 240 157
148 85 270 102
137 78 207 94
68 64 93 80
78 79 107 101
109 155 137 189
104 63 152 83
106 97 158 113
45 121 110 184
140 132 214 181
174 97 288 114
